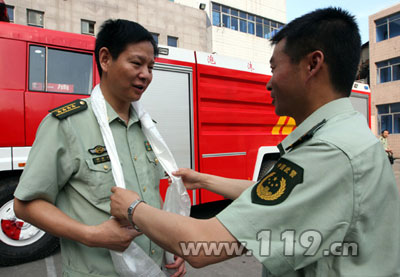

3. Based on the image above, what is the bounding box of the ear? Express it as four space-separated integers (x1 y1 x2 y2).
305 50 324 81
99 47 112 74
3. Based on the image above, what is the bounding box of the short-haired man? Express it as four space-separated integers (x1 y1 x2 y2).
14 19 185 276
379 129 395 164
110 8 400 276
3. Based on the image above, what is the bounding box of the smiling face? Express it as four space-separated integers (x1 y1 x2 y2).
266 39 307 120
100 40 155 104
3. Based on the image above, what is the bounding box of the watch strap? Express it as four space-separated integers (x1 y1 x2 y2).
127 199 145 231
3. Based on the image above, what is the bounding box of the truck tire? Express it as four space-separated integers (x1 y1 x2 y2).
257 159 278 181
0 175 59 266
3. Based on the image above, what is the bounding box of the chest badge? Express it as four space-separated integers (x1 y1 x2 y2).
88 145 107 155
93 155 110 165
251 158 304 205
144 141 153 151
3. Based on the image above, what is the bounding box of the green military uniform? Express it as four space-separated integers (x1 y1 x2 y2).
217 98 400 276
379 135 389 151
15 98 165 276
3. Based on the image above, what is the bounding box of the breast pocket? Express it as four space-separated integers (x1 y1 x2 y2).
85 157 115 203
145 150 159 166
144 151 164 190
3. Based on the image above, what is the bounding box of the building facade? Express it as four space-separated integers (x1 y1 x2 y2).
4 0 209 52
175 0 286 63
4 0 286 64
369 3 400 156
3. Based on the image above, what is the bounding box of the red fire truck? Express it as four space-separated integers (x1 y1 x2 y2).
0 22 371 265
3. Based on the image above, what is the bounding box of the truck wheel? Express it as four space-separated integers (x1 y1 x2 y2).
0 176 59 266
258 159 278 181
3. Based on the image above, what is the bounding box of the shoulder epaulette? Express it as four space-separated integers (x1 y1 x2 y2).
286 119 327 151
49 99 88 120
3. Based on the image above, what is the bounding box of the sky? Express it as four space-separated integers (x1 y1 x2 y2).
286 0 399 44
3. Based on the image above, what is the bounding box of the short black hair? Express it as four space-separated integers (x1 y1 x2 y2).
382 129 389 134
95 19 158 77
271 7 361 96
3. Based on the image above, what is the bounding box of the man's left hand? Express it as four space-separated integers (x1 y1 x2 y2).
165 255 187 277
110 187 140 224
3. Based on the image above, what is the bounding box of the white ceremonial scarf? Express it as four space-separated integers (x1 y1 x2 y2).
91 84 190 276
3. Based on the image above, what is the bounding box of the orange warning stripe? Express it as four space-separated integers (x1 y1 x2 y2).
271 116 296 135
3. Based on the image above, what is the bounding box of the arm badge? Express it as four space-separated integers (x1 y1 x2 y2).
251 158 303 205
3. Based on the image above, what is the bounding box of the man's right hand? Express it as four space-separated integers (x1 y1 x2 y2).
86 217 141 252
172 168 205 190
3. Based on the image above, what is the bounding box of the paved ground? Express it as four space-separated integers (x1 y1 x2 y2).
0 250 262 277
1 161 399 277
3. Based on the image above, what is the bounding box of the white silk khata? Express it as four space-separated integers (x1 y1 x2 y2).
91 84 191 277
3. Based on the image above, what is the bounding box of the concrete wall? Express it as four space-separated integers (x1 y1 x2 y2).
5 0 209 52
369 3 400 156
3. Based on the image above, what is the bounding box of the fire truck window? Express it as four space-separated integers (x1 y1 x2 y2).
28 46 46 91
47 48 93 94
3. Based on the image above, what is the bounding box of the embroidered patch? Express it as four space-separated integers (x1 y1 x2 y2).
251 158 304 205
88 145 107 155
93 155 110 165
49 99 87 120
144 141 152 151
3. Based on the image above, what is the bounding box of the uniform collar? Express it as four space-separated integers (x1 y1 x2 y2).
105 101 139 125
278 98 354 155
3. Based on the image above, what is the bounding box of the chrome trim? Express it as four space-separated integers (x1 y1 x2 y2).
202 152 247 158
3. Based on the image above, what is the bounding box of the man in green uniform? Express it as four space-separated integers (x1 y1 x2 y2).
14 19 185 276
110 8 400 276
379 129 395 164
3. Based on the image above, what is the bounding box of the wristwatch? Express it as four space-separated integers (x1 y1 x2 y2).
127 199 146 231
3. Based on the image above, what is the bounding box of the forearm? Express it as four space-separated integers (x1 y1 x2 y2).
132 203 242 267
14 198 93 246
201 174 255 200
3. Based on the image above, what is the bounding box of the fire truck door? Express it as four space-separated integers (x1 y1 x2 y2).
140 63 194 171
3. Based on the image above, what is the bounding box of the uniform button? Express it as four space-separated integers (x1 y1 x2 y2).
154 158 159 164
143 186 147 192
79 101 85 105
151 249 155 255
134 155 138 161
103 165 109 170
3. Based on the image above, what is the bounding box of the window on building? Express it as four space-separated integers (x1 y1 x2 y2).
239 19 247 33
151 33 159 44
81 19 95 35
378 103 400 134
377 57 400 84
376 12 400 42
231 16 238 30
167 36 178 47
27 9 44 27
212 3 221 26
211 3 284 39
28 45 93 94
222 13 230 28
6 5 13 22
248 14 255 35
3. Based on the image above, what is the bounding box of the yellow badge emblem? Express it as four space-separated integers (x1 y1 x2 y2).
252 158 303 205
88 145 107 155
